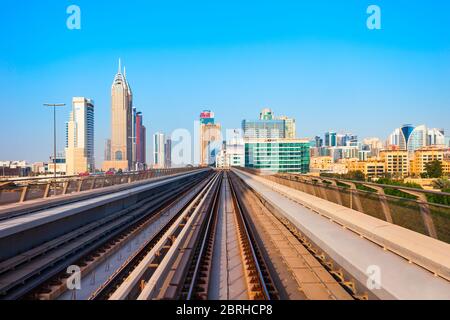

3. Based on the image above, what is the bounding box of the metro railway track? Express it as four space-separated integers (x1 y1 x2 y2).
182 172 278 300
89 173 216 300
107 172 222 300
0 171 212 300
113 171 278 300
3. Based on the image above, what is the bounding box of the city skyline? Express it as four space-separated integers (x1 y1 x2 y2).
2 1 450 165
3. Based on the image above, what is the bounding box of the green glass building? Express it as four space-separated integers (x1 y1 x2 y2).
245 139 310 174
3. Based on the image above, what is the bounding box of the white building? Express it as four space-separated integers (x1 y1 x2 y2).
363 137 383 157
65 97 95 175
428 128 445 146
153 132 165 169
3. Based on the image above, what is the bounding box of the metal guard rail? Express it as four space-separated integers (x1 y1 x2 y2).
239 167 450 244
0 168 200 206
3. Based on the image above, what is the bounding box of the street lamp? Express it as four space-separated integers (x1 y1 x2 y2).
44 103 66 193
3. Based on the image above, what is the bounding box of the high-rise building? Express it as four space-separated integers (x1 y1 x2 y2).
428 128 445 146
200 122 222 166
165 138 172 168
65 97 95 175
135 111 146 168
153 132 165 169
394 124 428 152
132 107 137 167
387 128 402 148
103 60 133 171
363 137 383 157
104 139 111 161
198 110 222 166
200 110 215 125
259 108 274 120
277 115 296 139
242 119 285 139
325 132 337 147
314 136 323 148
245 139 310 174
242 109 296 140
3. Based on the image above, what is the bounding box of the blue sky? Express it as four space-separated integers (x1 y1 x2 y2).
1 0 449 165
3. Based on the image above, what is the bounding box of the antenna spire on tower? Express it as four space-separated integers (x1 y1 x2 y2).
118 58 122 73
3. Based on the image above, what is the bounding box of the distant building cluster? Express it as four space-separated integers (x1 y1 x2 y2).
309 124 450 180
215 108 310 174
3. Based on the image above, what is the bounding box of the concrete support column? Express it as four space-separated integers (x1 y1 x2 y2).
316 179 329 201
323 179 343 205
77 180 83 192
63 181 69 195
90 178 96 190
364 184 393 223
19 185 29 202
399 189 437 239
43 183 51 198
346 182 364 213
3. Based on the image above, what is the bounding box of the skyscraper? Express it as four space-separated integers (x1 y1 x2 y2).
428 128 445 146
153 132 165 169
325 132 337 147
103 60 133 171
65 97 95 175
199 111 222 166
277 115 296 139
165 138 172 168
259 108 274 120
132 107 137 168
200 110 215 125
135 112 146 168
104 139 111 161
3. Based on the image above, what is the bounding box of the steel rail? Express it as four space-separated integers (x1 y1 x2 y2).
185 172 222 300
134 173 222 300
88 173 215 300
228 172 272 300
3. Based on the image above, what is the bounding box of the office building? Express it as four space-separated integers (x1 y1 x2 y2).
245 139 310 174
103 60 133 171
200 110 215 125
242 109 286 139
277 115 296 139
325 132 337 147
153 132 165 169
199 111 222 166
135 111 146 169
104 139 111 161
165 138 172 168
428 128 445 146
65 97 95 175
259 108 274 120
314 136 323 148
363 137 383 157
48 154 67 175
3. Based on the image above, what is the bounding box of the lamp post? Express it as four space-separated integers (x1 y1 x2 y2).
44 103 66 194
